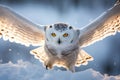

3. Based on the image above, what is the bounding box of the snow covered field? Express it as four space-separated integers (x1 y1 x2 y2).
0 60 120 80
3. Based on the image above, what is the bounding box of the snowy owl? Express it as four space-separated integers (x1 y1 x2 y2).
0 1 120 72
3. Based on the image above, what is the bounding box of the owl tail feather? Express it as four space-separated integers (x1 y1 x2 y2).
30 47 48 63
75 49 94 67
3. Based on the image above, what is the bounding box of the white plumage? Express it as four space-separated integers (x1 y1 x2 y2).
0 1 120 72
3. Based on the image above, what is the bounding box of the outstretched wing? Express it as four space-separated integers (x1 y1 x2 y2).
30 47 48 63
0 5 45 46
79 2 120 48
75 49 93 67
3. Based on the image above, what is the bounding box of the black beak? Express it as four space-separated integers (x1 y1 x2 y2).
57 38 62 44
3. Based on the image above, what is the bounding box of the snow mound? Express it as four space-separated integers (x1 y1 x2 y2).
0 60 120 80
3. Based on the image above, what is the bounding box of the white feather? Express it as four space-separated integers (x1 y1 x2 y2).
0 5 45 46
79 3 120 48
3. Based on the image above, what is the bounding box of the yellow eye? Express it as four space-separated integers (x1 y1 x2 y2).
63 33 69 37
51 33 56 37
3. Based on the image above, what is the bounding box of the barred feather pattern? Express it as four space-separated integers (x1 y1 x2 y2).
80 3 120 47
0 6 45 46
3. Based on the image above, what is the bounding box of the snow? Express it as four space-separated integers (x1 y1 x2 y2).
0 60 120 80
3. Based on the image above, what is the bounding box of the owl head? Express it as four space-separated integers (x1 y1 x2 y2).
44 23 80 48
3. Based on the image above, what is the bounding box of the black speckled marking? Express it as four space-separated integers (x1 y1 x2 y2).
54 23 68 32
0 32 2 35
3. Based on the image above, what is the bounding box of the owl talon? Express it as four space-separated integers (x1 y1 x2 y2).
46 65 52 70
46 66 49 70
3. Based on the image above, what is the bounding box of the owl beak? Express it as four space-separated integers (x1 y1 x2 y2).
57 38 62 44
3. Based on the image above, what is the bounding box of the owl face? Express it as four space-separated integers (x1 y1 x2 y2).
45 23 80 48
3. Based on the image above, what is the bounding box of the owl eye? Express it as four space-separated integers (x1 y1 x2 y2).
51 33 56 37
63 33 69 37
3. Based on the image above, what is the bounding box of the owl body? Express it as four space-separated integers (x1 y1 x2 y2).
44 39 80 72
41 23 80 72
44 44 79 72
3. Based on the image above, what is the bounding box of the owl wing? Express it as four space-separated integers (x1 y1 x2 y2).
30 47 48 63
0 5 45 46
75 49 93 67
79 2 120 48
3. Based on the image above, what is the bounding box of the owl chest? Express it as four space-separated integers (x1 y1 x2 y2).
45 45 79 58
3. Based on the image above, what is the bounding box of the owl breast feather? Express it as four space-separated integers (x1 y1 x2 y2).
45 44 79 58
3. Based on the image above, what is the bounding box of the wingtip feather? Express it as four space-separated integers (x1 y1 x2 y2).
115 0 120 5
